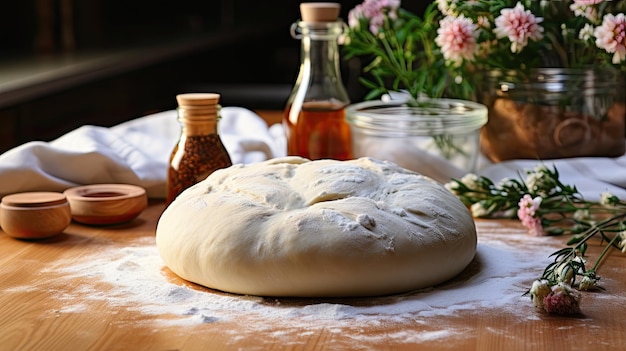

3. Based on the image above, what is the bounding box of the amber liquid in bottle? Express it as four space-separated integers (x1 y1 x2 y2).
284 7 352 161
285 101 352 160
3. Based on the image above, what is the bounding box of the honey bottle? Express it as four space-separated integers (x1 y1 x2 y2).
283 2 352 160
166 93 232 204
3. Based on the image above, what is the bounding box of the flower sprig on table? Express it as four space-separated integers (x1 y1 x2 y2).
445 165 626 315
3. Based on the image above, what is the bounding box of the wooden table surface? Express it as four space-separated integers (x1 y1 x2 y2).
1 200 625 351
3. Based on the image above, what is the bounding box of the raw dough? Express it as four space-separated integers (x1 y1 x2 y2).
156 157 476 297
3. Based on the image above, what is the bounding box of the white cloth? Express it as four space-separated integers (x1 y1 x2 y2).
478 156 626 201
0 107 285 199
0 106 624 201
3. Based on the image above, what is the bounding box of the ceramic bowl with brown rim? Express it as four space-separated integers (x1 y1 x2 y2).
64 184 148 225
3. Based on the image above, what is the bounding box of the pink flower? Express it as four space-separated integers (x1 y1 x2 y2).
523 216 545 236
570 3 598 22
493 2 544 53
348 0 400 33
517 194 546 236
348 6 363 28
570 0 604 22
594 13 626 64
517 194 540 217
543 283 581 315
573 0 603 5
435 15 478 66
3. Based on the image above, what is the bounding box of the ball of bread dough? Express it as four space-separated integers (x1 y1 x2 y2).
156 157 476 297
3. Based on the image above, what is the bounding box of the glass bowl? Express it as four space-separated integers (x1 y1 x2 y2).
345 98 488 183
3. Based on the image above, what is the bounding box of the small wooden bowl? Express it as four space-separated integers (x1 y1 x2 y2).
63 184 148 225
0 192 72 239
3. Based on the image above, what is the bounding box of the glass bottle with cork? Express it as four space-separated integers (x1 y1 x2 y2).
283 2 352 161
166 93 232 204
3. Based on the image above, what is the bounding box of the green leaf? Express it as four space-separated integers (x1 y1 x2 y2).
567 235 584 245
579 242 588 256
364 88 385 100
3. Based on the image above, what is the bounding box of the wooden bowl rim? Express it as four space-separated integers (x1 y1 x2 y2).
1 192 67 207
63 184 146 202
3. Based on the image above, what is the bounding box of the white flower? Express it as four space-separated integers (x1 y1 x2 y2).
525 172 543 193
436 0 459 16
573 209 590 221
498 177 514 188
444 182 459 194
578 275 598 291
600 191 619 206
561 23 568 38
555 257 586 284
524 165 554 196
460 173 481 189
529 279 551 308
619 231 626 253
470 202 490 217
476 15 491 29
579 23 595 41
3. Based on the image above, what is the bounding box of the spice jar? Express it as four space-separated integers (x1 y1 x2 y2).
283 2 352 160
166 93 232 204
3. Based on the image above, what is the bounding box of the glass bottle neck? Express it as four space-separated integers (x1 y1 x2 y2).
177 107 219 136
293 21 349 103
179 119 217 136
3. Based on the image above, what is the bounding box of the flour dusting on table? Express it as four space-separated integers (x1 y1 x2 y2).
39 229 561 345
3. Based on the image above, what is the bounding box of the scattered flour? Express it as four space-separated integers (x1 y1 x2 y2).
33 230 563 345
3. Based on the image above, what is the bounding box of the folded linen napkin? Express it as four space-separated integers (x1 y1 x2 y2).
0 107 285 199
0 106 624 202
477 156 626 201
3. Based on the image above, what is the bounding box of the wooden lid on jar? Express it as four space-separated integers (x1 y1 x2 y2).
176 93 220 120
1 192 68 208
300 2 340 22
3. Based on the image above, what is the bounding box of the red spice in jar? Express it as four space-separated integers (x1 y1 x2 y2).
167 134 231 203
166 93 232 204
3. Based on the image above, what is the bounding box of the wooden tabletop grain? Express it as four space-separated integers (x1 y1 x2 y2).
1 200 625 351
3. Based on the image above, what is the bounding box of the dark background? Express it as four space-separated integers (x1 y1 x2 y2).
0 1 430 153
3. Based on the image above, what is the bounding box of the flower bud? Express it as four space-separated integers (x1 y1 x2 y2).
543 283 581 315
529 279 551 308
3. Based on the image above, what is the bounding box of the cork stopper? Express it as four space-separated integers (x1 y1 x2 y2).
176 93 220 107
300 2 341 22
176 93 220 121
